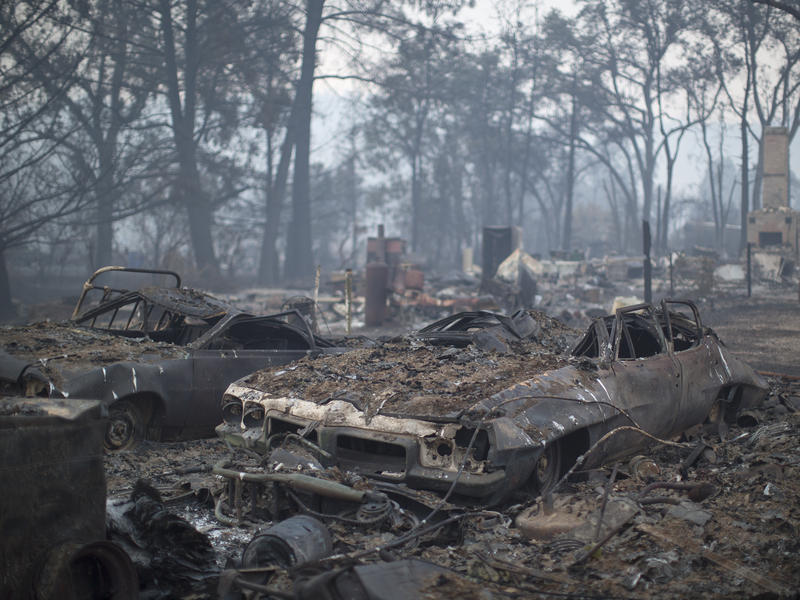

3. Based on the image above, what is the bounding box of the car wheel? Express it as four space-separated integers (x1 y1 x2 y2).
104 400 144 451
533 442 562 494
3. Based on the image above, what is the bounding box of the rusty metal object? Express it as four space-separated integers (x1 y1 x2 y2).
212 464 371 503
403 267 425 290
364 262 388 327
71 265 181 320
629 455 660 480
241 515 332 571
0 397 137 599
366 224 386 264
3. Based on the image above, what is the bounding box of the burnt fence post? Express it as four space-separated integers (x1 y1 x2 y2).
643 220 652 304
746 243 752 298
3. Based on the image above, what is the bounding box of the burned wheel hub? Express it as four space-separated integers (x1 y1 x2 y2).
104 401 143 451
534 443 562 494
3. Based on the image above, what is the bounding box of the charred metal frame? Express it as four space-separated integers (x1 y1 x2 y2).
72 266 182 322
218 300 769 503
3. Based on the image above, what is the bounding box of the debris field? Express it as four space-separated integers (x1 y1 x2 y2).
100 298 800 600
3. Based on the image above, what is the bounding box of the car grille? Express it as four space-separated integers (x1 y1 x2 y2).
335 434 406 474
268 416 318 443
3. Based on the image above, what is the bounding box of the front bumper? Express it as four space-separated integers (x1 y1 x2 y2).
215 419 508 499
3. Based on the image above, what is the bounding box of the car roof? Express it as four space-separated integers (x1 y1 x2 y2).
134 286 239 320
74 286 241 324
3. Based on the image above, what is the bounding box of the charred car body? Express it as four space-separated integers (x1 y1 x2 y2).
217 301 768 503
0 266 345 449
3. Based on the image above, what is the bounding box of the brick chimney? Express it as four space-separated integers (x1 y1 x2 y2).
762 126 789 209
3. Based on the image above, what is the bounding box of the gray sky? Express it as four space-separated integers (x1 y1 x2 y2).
312 0 799 207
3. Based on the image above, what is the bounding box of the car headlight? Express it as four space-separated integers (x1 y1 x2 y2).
222 401 243 425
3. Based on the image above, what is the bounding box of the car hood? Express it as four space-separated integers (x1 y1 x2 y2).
235 338 575 421
0 322 186 392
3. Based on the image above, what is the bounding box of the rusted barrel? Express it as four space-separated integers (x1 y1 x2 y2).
365 261 389 327
404 267 424 290
0 397 137 600
241 515 332 574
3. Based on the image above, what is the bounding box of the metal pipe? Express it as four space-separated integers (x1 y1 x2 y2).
364 262 388 327
747 242 752 297
212 465 366 503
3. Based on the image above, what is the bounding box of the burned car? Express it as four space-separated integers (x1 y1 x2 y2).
0 266 346 450
216 301 768 503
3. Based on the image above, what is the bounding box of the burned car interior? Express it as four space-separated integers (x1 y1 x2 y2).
71 267 334 352
572 301 703 360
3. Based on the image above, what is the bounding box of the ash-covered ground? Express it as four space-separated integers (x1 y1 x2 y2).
102 295 800 600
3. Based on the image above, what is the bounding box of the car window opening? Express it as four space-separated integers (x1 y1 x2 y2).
207 321 312 351
619 314 662 359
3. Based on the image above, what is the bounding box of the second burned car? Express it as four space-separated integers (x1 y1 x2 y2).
216 301 768 503
0 266 349 450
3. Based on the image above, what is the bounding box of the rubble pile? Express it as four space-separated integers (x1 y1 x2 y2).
100 297 799 599
102 374 800 599
242 310 579 416
4 264 800 599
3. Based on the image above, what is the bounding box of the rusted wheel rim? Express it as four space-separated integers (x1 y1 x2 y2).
534 443 561 494
104 402 141 451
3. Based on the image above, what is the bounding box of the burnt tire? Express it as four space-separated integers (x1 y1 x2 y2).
533 442 562 495
104 400 144 451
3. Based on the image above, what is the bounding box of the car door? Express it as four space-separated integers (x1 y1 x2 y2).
660 300 718 434
602 305 683 460
182 314 320 437
184 349 302 436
